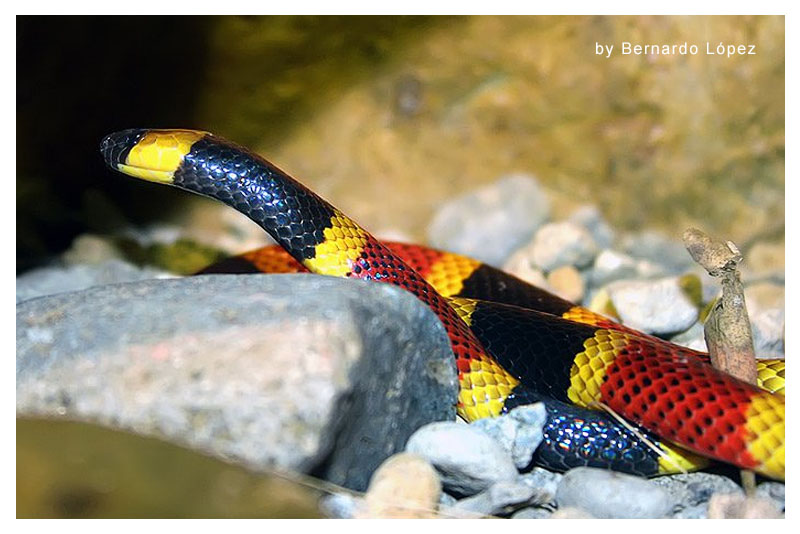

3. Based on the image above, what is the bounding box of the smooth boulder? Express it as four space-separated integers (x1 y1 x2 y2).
17 274 458 491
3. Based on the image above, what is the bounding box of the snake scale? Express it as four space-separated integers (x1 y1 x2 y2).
101 128 785 480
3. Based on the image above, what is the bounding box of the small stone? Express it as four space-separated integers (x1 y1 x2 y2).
589 249 639 287
621 231 696 274
555 467 673 519
517 468 562 503
651 472 743 518
692 266 723 303
62 234 124 265
749 307 785 359
546 265 585 303
675 504 711 519
605 276 699 335
756 481 785 512
502 250 550 288
528 221 598 271
452 481 545 517
635 259 668 279
584 288 622 320
745 282 785 312
670 322 708 352
551 506 595 519
511 506 553 519
319 493 363 519
184 206 277 253
471 403 547 470
356 453 441 518
121 223 183 246
405 421 518 496
374 228 415 244
707 493 783 519
568 205 615 249
427 174 550 266
744 239 784 280
438 492 458 508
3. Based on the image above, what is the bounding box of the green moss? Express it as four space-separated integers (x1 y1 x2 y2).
700 297 719 323
678 274 704 309
114 237 227 275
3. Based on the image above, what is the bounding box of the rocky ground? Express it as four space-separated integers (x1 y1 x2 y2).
16 174 784 518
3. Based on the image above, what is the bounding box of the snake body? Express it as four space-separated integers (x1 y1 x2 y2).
101 129 785 480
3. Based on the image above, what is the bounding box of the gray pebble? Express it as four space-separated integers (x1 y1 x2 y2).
405 421 518 496
621 231 696 274
589 249 639 287
427 174 550 267
551 506 595 519
546 265 585 303
651 472 743 518
568 205 615 249
502 251 550 289
471 403 546 470
670 321 708 352
745 281 785 311
517 468 562 503
528 221 598 271
750 307 785 358
319 493 362 518
756 481 785 512
62 234 125 265
556 467 673 519
439 491 458 508
511 506 553 519
605 276 699 335
453 480 546 516
635 258 669 279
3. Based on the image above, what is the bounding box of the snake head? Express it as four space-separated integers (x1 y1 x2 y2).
101 128 208 184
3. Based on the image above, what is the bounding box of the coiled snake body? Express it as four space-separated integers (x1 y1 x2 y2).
101 129 785 480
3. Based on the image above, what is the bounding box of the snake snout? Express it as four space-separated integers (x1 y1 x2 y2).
100 128 148 168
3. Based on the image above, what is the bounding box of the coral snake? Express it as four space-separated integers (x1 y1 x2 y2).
101 129 785 481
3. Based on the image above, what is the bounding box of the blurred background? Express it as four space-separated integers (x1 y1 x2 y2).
17 15 785 517
18 15 784 274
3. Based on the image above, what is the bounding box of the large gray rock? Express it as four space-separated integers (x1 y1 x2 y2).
555 467 673 519
405 421 518 496
16 274 458 491
16 259 174 303
427 174 550 267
